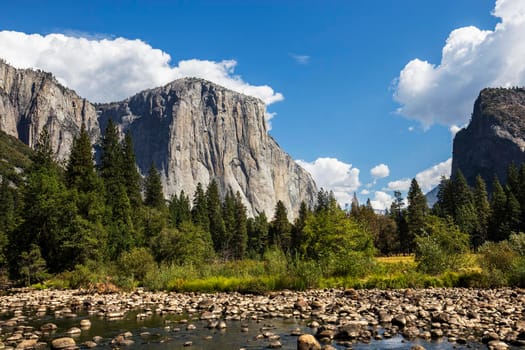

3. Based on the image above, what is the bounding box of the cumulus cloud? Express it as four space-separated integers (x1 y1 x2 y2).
360 189 370 195
415 158 452 192
370 163 390 179
296 157 361 205
0 30 284 104
393 0 525 128
370 191 393 211
290 54 310 65
386 179 412 192
386 158 452 194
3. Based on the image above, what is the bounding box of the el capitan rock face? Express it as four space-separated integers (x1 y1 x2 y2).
0 60 316 217
452 88 525 189
0 60 100 160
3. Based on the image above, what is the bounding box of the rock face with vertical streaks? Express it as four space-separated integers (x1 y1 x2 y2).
0 60 316 217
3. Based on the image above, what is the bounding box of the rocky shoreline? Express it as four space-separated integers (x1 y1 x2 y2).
0 288 523 350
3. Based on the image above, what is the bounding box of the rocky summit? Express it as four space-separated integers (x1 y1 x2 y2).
452 87 525 189
0 60 316 217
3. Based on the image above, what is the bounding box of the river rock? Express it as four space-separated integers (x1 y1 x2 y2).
297 334 321 350
51 337 76 350
15 339 37 349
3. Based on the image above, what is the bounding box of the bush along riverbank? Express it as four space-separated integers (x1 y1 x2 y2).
0 288 524 349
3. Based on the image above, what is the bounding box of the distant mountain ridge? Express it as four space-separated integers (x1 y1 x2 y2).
452 87 525 190
0 60 317 217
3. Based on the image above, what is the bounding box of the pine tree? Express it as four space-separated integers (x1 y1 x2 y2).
121 132 143 208
270 201 292 251
518 164 525 227
434 176 454 218
12 128 98 272
507 163 520 195
291 201 310 254
206 180 225 253
99 119 123 187
231 191 248 259
0 178 14 265
66 125 99 192
169 191 192 228
489 177 508 242
144 163 165 209
505 187 521 236
472 175 490 248
99 120 134 259
406 178 428 253
191 183 209 232
221 190 236 258
247 212 269 257
452 171 477 236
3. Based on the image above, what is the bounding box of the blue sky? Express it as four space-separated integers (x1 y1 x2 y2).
1 0 524 209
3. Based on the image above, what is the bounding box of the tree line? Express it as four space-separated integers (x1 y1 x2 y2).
0 123 377 285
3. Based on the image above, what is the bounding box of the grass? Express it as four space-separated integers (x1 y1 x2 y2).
43 252 492 293
376 255 415 264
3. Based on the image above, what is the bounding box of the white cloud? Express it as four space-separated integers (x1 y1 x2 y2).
370 163 390 179
393 0 525 128
360 189 370 195
370 191 393 211
386 178 412 192
450 124 462 137
290 54 310 65
0 31 284 105
386 158 452 194
415 158 452 193
408 126 415 132
296 157 361 205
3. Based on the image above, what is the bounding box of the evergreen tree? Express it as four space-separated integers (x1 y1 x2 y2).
12 128 98 272
144 163 165 209
191 183 209 232
518 164 525 227
472 175 490 248
451 171 477 236
247 212 269 257
121 132 143 208
99 120 134 259
291 201 310 254
231 191 248 259
389 190 407 254
315 189 330 213
66 126 105 215
270 201 292 251
206 180 226 253
505 187 521 236
507 163 520 195
168 190 192 228
66 125 99 193
350 192 360 215
0 178 14 265
434 176 454 218
99 119 123 187
406 178 428 253
489 177 508 242
221 190 236 258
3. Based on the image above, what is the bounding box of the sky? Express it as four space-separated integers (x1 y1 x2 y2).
1 0 525 210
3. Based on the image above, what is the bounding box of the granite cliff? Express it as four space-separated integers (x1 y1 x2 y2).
0 60 316 217
452 87 525 189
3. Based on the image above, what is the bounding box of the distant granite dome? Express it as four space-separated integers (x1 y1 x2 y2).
452 87 525 190
0 60 317 218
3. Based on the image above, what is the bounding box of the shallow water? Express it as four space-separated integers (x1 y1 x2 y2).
18 310 491 350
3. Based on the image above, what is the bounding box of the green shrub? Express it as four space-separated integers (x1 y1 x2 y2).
415 216 470 275
117 247 156 283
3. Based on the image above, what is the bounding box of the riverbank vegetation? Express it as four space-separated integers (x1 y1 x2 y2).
1 126 525 292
